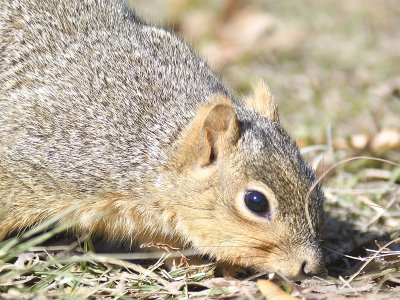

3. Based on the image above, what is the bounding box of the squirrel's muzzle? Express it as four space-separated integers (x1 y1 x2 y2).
284 245 326 279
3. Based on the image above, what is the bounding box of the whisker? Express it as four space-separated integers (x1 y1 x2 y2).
305 156 400 238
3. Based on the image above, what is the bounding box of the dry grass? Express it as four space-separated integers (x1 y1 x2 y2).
1 0 400 298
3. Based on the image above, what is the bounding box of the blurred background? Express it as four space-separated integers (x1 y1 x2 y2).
132 0 400 157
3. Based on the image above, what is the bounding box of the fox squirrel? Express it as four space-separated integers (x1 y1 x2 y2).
0 0 326 278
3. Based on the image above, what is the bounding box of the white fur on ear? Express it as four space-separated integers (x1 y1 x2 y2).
245 80 279 122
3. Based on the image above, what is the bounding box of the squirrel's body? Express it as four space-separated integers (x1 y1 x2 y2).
0 0 325 277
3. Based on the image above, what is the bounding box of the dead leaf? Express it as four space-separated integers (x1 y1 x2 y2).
351 133 369 150
371 128 400 151
0 276 36 287
257 279 298 300
14 253 37 268
333 137 349 150
209 6 280 66
372 77 400 98
312 282 375 294
362 168 392 180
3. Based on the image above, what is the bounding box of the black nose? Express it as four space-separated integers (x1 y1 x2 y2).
301 258 326 276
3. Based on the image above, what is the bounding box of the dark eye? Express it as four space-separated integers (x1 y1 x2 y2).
244 190 270 216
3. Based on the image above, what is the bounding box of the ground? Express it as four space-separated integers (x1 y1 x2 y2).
1 0 400 299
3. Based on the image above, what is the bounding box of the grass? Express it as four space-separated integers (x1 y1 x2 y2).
0 235 226 299
1 0 400 299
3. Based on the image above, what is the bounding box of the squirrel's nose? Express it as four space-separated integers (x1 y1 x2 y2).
301 257 327 276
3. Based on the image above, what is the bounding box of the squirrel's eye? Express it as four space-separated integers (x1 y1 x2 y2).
244 190 270 216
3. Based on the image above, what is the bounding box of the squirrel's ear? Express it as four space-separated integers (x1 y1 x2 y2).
200 96 239 166
174 95 239 170
245 80 279 122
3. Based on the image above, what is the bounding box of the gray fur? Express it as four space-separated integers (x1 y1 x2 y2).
0 0 226 195
0 0 325 277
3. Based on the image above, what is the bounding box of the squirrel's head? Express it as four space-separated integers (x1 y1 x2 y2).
170 81 325 278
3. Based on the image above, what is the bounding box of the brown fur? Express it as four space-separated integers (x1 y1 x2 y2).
245 80 280 122
0 0 325 278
